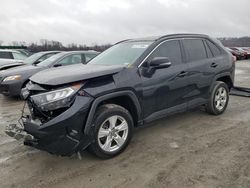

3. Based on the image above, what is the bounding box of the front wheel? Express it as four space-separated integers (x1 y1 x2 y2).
88 104 134 159
206 81 229 115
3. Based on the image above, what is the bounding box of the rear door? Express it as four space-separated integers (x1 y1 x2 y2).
181 38 219 108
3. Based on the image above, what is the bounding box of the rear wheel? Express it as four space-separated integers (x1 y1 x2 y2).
88 104 134 159
206 81 229 115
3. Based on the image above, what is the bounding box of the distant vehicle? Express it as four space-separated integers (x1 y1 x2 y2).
7 34 235 158
0 49 29 70
15 49 33 57
0 51 60 70
229 47 248 59
0 51 99 96
0 49 28 60
239 47 250 59
225 47 244 60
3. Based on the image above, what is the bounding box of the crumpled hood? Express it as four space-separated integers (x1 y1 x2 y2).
30 64 125 86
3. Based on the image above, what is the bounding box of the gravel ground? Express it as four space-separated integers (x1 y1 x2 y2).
0 60 249 188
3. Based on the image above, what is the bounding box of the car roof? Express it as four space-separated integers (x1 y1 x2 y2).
118 33 210 43
61 50 99 55
0 49 21 53
38 51 62 54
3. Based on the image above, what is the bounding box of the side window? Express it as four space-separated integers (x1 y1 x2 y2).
183 39 207 62
58 54 82 66
12 52 27 60
203 40 213 58
0 52 12 59
85 53 97 63
206 40 221 57
148 40 182 65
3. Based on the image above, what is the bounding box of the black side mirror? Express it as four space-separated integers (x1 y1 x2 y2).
54 64 62 67
149 57 171 69
33 60 42 65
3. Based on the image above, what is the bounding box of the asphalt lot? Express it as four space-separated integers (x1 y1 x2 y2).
0 60 250 188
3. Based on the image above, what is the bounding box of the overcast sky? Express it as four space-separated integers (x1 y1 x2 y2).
0 0 249 45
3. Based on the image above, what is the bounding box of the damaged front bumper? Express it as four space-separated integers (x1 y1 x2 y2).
5 95 94 156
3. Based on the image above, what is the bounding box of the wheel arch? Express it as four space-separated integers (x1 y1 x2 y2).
210 73 234 93
84 90 142 136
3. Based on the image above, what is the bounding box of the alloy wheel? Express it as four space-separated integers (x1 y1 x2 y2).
97 115 128 152
214 87 227 111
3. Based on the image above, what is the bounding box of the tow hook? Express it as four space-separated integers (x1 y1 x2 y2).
5 124 34 140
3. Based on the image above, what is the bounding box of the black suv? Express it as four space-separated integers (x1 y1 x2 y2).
5 34 235 158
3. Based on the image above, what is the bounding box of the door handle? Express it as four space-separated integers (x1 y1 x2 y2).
177 71 188 77
210 62 218 68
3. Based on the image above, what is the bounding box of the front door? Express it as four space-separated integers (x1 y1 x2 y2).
140 40 189 121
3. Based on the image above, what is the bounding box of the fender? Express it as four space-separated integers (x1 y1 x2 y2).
209 72 234 93
84 90 142 136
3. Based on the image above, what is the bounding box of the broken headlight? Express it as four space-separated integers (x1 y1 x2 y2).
30 84 83 111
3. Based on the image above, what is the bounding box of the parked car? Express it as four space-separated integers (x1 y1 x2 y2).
0 49 28 69
239 47 250 59
0 51 99 97
5 34 235 158
0 51 60 70
15 49 33 57
229 47 248 59
225 47 243 60
0 49 28 60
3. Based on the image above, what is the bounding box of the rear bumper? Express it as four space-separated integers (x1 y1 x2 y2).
8 95 94 156
0 81 23 96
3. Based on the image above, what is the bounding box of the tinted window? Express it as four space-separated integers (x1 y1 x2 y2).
12 52 27 60
0 52 12 59
206 40 221 56
148 40 182 65
57 54 82 66
183 39 207 62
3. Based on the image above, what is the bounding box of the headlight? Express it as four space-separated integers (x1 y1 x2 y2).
3 75 22 82
30 84 83 111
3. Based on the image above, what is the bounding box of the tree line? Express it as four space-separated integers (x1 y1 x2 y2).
0 37 250 52
218 37 250 47
0 39 112 52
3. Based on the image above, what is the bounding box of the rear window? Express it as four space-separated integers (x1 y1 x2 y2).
0 52 12 59
206 40 221 57
183 39 207 62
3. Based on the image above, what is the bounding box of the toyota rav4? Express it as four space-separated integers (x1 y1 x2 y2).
5 34 235 159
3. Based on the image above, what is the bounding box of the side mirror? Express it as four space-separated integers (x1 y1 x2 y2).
53 64 62 67
33 60 42 65
149 57 171 69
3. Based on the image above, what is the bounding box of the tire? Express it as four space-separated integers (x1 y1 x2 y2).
88 104 134 159
206 81 229 115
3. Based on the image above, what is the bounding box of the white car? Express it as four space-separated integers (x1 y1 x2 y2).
0 49 28 70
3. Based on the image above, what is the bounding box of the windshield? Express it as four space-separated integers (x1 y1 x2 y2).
89 41 152 66
23 52 44 64
37 53 65 67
